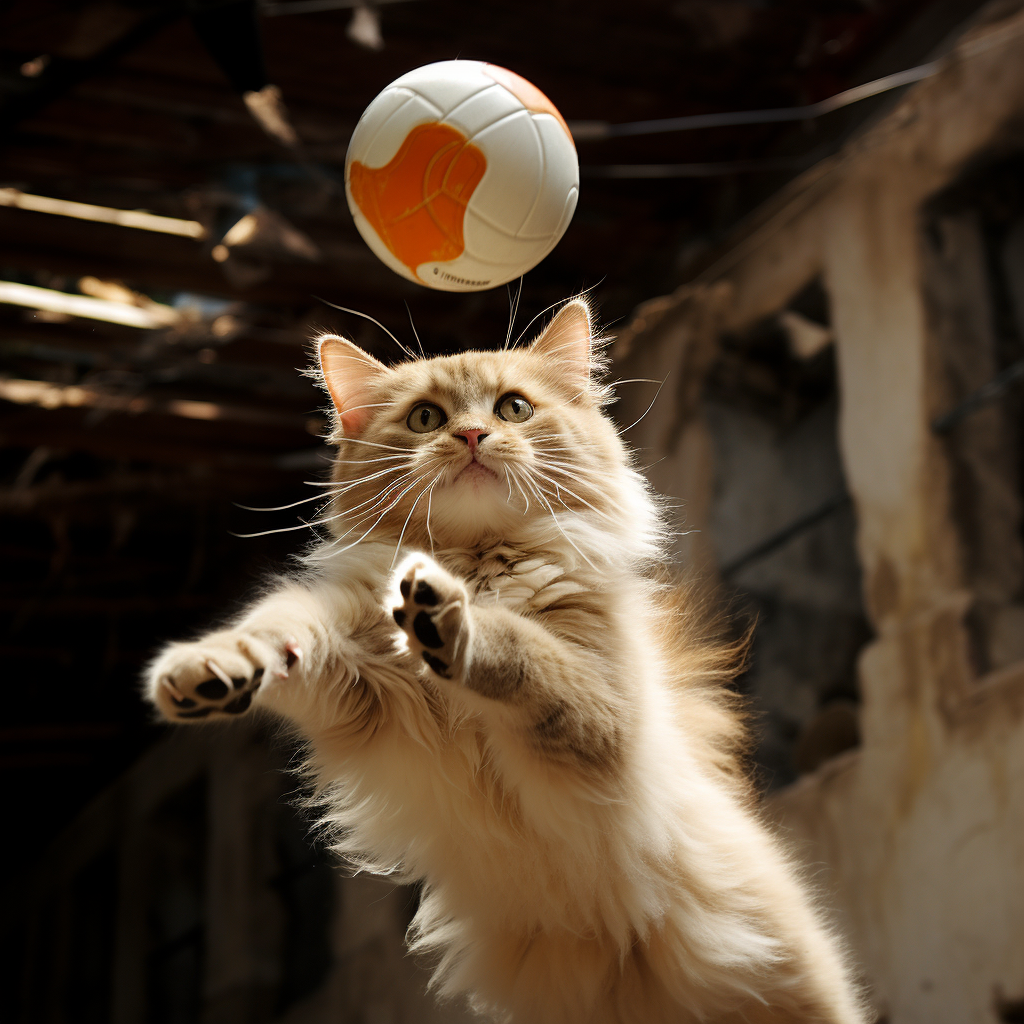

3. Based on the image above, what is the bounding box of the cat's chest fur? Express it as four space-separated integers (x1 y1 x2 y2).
437 542 586 612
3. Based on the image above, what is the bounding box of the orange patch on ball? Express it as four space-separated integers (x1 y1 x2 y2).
348 122 487 279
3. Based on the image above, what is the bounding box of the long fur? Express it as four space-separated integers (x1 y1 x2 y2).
144 298 867 1023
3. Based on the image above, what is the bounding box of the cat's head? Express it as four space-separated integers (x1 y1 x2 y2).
315 298 656 557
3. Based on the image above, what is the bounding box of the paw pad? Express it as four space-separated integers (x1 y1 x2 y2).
195 678 229 700
391 556 469 681
422 651 450 677
163 663 262 720
413 611 444 649
153 642 284 723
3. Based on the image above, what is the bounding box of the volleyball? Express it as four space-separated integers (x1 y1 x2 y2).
344 60 579 292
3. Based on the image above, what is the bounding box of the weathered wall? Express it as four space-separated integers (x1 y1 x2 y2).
614 6 1024 1020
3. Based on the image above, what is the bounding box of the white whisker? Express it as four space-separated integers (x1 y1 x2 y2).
425 476 439 557
405 301 426 359
540 460 627 498
330 469 417 521
303 476 415 533
300 460 402 487
305 476 418 540
391 470 444 569
314 454 408 474
315 472 429 558
303 469 408 506
341 438 416 453
232 464 413 538
315 297 418 360
334 464 410 491
507 465 531 514
532 468 617 522
306 468 411 513
522 472 598 570
231 524 315 540
334 401 395 416
505 276 523 350
235 493 333 513
331 455 407 464
513 280 604 347
619 375 670 434
536 456 630 498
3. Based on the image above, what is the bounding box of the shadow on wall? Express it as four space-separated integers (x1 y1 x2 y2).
706 279 871 790
923 151 1024 679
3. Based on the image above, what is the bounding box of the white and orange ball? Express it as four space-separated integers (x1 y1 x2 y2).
344 60 579 292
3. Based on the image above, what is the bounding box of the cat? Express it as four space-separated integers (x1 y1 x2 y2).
144 297 866 1024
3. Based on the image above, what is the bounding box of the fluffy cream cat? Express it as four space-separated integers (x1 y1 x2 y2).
145 298 866 1024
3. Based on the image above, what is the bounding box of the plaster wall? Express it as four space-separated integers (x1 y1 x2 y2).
614 6 1024 1019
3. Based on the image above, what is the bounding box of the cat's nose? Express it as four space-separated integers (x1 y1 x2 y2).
454 429 489 452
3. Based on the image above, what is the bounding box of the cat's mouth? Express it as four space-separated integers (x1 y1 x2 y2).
454 456 500 485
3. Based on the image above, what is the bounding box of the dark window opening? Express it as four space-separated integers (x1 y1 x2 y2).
924 153 1024 675
706 279 871 790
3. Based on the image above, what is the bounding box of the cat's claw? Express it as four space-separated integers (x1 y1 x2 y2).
147 631 290 722
282 639 303 676
391 555 470 681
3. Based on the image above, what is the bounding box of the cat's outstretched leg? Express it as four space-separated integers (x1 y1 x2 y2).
148 629 301 721
144 579 375 727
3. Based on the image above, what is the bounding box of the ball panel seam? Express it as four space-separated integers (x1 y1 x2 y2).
438 82 501 122
511 112 545 236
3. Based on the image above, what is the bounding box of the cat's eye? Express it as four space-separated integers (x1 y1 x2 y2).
495 393 533 423
407 402 447 433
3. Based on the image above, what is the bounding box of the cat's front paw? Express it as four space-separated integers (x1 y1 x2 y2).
146 631 300 722
391 555 471 681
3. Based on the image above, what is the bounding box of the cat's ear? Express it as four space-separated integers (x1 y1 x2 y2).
318 335 387 435
529 298 593 383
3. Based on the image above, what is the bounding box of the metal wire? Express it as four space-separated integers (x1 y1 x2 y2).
571 61 941 142
721 494 851 578
932 357 1024 434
